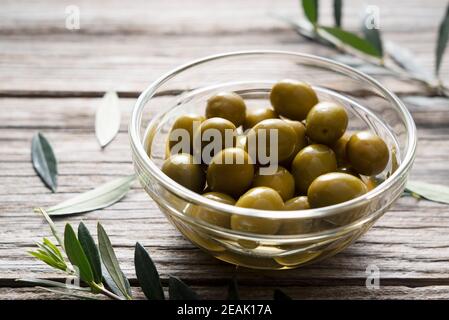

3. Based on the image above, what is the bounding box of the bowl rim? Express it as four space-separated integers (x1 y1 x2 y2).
129 50 417 220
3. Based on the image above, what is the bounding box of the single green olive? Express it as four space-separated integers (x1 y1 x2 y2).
206 92 246 127
188 192 235 228
231 187 283 234
194 117 236 163
331 133 351 166
278 196 313 235
284 196 310 210
252 166 295 201
291 144 337 194
308 172 368 208
206 148 254 198
346 131 389 176
168 114 205 154
282 120 308 166
306 102 348 145
270 79 318 121
243 107 278 130
246 119 298 164
161 153 205 193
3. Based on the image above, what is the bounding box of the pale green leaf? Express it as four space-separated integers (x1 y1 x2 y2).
46 175 135 216
98 223 131 299
95 91 121 148
405 180 449 205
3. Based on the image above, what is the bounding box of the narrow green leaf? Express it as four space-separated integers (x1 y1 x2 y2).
320 26 382 58
386 41 434 82
436 4 449 76
46 175 135 216
43 238 64 261
273 289 292 300
333 0 342 27
226 276 240 300
37 286 99 300
102 262 125 298
361 11 383 57
64 224 94 284
31 132 58 192
134 242 164 300
18 278 90 291
29 250 65 270
302 0 319 24
405 180 449 205
78 222 102 284
97 223 131 299
35 208 65 250
169 276 199 300
96 91 121 148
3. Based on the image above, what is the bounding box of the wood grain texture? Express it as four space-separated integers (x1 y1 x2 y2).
1 0 449 299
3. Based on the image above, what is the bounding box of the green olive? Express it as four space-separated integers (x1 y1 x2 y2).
278 196 313 235
284 196 310 210
282 120 308 166
291 144 337 194
306 102 348 145
243 107 278 130
206 148 254 197
270 79 318 121
331 133 351 166
206 92 246 127
252 166 295 201
308 172 368 208
346 131 389 176
231 187 283 234
168 114 205 154
161 153 205 193
246 119 298 163
188 192 235 228
194 117 236 163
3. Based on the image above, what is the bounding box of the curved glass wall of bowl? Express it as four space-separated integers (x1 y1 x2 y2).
130 51 416 269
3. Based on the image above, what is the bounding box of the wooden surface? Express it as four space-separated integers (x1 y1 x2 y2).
1 0 449 300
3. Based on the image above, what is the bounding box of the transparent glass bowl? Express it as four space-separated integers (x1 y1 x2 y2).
129 51 417 269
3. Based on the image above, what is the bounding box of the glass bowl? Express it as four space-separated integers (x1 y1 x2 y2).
129 51 417 270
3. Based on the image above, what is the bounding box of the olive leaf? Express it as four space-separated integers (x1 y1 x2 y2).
64 224 95 284
78 222 102 284
34 208 65 250
17 278 90 291
273 289 292 300
436 4 449 76
405 180 449 205
385 41 434 82
134 242 165 300
302 0 319 25
333 0 342 27
97 223 132 299
45 175 135 216
319 26 382 58
37 286 99 300
31 132 58 192
28 237 67 271
361 11 383 57
95 91 121 148
169 276 200 300
226 275 240 300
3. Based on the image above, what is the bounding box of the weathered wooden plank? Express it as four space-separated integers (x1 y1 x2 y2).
2 285 449 300
0 0 445 34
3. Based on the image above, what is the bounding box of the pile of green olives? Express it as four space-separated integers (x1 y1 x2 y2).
157 79 390 234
